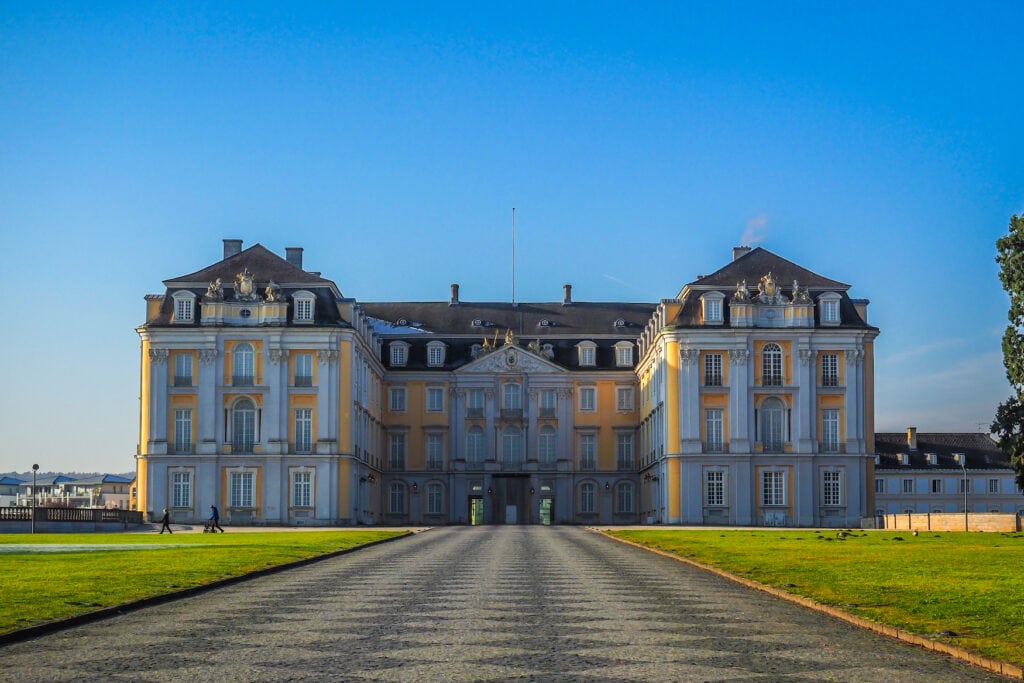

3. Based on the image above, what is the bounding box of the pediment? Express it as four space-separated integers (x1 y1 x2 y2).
457 344 567 374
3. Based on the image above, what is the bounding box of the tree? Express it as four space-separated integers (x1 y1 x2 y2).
992 214 1024 491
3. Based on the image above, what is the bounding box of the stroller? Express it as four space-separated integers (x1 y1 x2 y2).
203 519 218 533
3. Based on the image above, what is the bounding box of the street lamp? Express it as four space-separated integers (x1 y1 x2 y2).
955 453 967 532
31 464 39 535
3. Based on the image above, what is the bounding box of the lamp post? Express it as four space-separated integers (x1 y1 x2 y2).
31 464 39 535
955 453 967 532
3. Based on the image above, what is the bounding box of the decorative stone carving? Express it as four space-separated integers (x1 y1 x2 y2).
148 348 169 364
557 388 573 399
198 349 218 365
234 268 258 302
729 349 750 365
756 272 786 305
268 349 287 365
504 329 516 346
732 280 750 302
264 279 284 302
798 349 816 365
845 349 865 365
679 348 699 365
317 349 339 364
465 348 547 373
791 280 812 304
204 278 224 301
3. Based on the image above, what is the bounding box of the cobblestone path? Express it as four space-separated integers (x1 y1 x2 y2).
0 526 1009 682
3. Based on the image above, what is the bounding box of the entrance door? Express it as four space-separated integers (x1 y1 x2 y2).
505 505 518 524
469 497 484 525
539 497 554 525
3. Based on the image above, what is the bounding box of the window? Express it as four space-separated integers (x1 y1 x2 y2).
579 433 596 470
539 389 557 417
502 426 523 468
173 409 192 454
229 471 255 508
292 470 312 507
762 343 783 386
578 342 597 367
705 408 724 453
959 479 972 494
762 470 786 506
389 387 407 412
426 434 444 470
988 479 1000 494
174 354 193 387
171 471 191 508
616 387 634 411
704 353 723 386
702 294 724 324
426 483 443 514
931 479 942 494
389 483 404 514
172 291 195 323
294 353 313 387
615 482 634 513
389 343 408 367
294 409 312 453
579 386 596 412
503 382 522 410
705 470 725 506
821 299 840 324
874 478 884 494
538 426 557 467
615 343 634 367
758 397 786 453
821 409 840 453
466 427 485 466
427 342 446 367
821 353 839 387
580 482 596 514
467 389 484 417
292 291 315 323
388 433 406 470
616 433 634 471
231 398 256 453
822 470 842 506
233 343 255 386
426 387 445 412
902 479 914 494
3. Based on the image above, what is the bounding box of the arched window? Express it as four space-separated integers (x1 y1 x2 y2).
762 343 782 386
466 426 485 467
231 398 257 453
759 397 786 453
503 382 522 410
502 425 523 468
538 426 557 467
579 482 596 514
233 343 255 386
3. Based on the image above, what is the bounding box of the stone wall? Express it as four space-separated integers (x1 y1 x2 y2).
882 512 1021 532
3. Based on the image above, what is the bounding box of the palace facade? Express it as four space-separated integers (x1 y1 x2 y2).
136 241 879 527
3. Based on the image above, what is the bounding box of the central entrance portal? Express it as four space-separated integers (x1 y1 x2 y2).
489 473 531 525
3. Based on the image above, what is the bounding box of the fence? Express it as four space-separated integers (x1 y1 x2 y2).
881 512 1022 533
0 506 144 531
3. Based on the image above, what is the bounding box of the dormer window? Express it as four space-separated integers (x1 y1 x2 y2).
818 292 841 326
172 291 196 324
389 341 410 367
614 342 634 367
701 292 726 325
426 341 447 367
292 291 315 324
577 341 597 367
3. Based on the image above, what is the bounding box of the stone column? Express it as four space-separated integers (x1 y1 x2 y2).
728 348 751 453
197 348 218 455
148 349 169 454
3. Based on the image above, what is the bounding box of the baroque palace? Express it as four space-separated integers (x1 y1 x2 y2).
136 241 879 527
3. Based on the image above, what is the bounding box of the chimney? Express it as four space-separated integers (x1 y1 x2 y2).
285 247 303 270
223 239 243 259
450 283 460 306
733 246 752 261
562 283 573 306
907 426 918 451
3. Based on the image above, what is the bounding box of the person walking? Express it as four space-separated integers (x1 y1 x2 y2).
159 508 173 534
209 504 225 532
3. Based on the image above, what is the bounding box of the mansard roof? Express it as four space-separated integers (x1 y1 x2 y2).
684 247 849 293
165 244 336 288
874 432 1009 470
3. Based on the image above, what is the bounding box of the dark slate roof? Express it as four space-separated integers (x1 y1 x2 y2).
874 432 1009 470
361 301 655 372
687 247 849 291
146 244 346 328
670 248 873 329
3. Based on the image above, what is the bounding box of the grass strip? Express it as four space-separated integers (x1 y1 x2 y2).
0 530 405 635
606 529 1024 668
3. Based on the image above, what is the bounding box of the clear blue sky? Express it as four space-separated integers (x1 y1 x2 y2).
2 3 1021 473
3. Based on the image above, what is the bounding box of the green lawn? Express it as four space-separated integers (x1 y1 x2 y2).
606 529 1024 668
0 530 406 635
